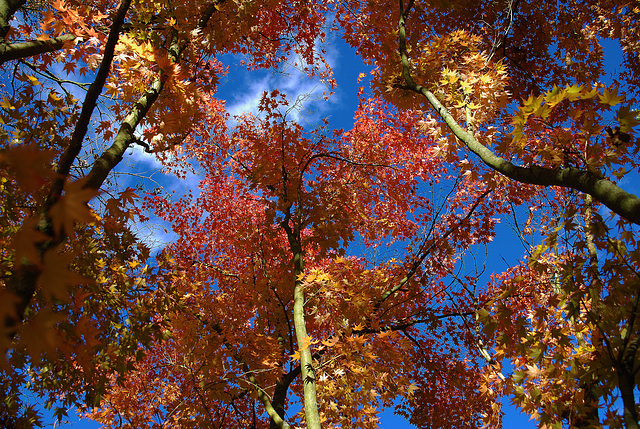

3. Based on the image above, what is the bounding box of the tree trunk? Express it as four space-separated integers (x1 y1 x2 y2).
617 364 639 429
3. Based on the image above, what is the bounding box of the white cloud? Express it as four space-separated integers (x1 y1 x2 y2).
222 37 338 126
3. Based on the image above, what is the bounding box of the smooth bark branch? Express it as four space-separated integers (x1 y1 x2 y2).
0 33 76 64
0 0 23 40
397 7 640 226
3 1 220 343
49 0 131 201
617 363 640 429
270 368 301 429
237 354 292 429
84 0 222 190
210 323 292 429
84 77 163 190
243 363 292 429
291 243 322 429
282 215 322 429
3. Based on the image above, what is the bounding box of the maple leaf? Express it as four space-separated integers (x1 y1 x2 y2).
599 87 624 106
48 179 99 237
51 0 67 12
0 144 56 193
3 1 640 427
37 247 87 302
291 350 301 362
63 61 76 74
18 307 65 364
11 216 48 266
299 335 319 351
119 188 138 206
616 106 640 132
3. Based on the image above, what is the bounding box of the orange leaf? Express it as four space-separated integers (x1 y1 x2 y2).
19 307 65 363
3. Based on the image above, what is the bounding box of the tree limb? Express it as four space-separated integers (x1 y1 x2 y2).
209 323 293 429
4 0 132 341
0 33 76 64
397 3 640 226
0 0 24 40
3 0 221 347
48 0 131 201
375 188 491 307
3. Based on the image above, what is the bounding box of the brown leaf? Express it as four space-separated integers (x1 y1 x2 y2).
48 178 99 237
37 247 87 302
11 216 48 266
0 144 56 194
18 307 65 364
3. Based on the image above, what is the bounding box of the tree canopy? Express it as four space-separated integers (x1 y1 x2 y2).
0 0 639 428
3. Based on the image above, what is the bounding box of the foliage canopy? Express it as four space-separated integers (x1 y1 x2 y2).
1 0 639 428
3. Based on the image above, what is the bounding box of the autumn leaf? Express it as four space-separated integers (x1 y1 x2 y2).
291 350 301 362
37 247 87 302
11 216 48 266
1 0 640 427
0 144 56 193
18 307 65 364
599 87 624 106
616 105 640 132
48 179 99 236
119 188 138 206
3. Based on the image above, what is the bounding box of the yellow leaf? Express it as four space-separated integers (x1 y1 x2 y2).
616 106 640 132
299 335 319 351
27 75 41 86
599 87 624 106
544 86 565 108
0 96 15 110
565 84 583 101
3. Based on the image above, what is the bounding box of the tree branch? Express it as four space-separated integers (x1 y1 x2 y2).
375 188 491 307
4 0 131 343
83 76 163 190
397 3 640 226
283 222 322 429
3 0 222 347
209 323 292 429
48 0 131 201
0 33 76 64
0 0 24 40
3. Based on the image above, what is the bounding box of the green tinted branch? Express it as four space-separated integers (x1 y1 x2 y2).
397 5 640 226
0 33 75 64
